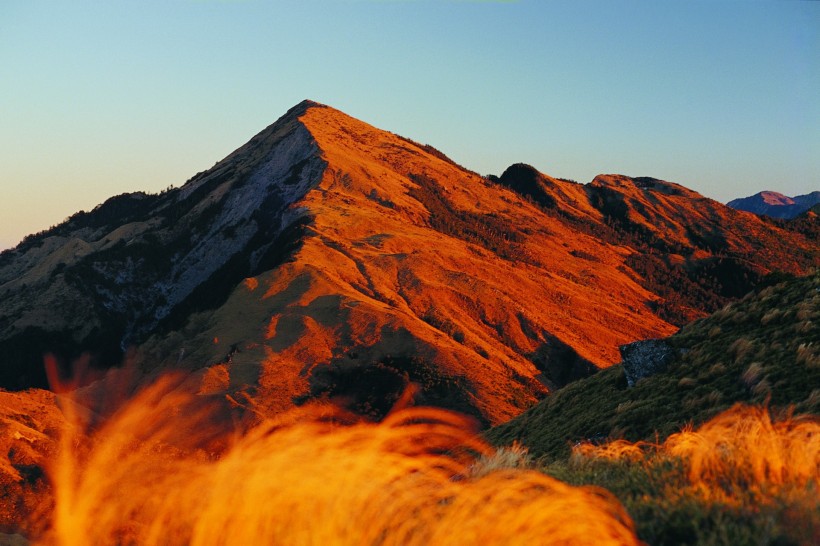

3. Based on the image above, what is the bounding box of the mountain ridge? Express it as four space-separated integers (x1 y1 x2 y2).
0 100 817 426
727 190 820 219
0 100 327 387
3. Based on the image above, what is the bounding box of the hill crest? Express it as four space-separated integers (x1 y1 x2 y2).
0 101 817 426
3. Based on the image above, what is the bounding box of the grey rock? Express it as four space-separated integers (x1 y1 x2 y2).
620 338 677 387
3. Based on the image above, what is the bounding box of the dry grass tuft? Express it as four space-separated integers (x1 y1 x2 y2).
760 309 781 326
664 404 819 493
805 389 820 408
572 439 651 464
38 374 640 546
795 320 813 334
741 362 764 389
467 442 532 478
796 343 819 368
729 337 754 363
706 362 726 377
574 403 820 496
677 377 697 388
751 379 771 397
615 400 640 413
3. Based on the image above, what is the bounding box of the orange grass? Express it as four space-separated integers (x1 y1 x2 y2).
665 404 819 493
573 403 820 497
38 373 639 546
571 439 651 463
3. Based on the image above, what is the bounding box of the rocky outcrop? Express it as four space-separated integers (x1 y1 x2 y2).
620 339 677 387
497 163 559 208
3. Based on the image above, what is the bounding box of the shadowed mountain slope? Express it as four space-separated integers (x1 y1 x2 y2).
0 101 325 390
0 101 817 426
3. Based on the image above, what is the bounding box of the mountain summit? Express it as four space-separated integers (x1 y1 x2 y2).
727 190 820 219
0 100 817 425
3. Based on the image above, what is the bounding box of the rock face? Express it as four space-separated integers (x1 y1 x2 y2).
620 339 677 387
0 101 324 389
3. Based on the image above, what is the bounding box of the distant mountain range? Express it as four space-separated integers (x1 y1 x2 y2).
0 100 817 427
727 190 820 219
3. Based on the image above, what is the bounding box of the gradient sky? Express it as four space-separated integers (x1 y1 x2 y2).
1 0 818 250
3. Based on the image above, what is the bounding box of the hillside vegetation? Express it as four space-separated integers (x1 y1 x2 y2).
488 271 819 545
489 271 819 458
539 404 819 545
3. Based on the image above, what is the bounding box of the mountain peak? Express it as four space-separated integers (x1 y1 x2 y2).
590 174 703 199
0 101 816 429
758 191 794 206
727 190 820 219
285 98 328 117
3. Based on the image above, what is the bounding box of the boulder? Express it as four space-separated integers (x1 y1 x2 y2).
620 339 677 387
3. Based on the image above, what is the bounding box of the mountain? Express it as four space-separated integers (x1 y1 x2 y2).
0 100 817 427
727 190 820 219
488 271 820 458
0 100 818 539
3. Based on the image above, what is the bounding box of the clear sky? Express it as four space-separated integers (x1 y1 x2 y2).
1 0 818 250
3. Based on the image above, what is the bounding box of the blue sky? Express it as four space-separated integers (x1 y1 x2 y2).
1 0 818 249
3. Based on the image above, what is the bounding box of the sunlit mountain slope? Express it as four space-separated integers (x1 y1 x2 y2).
0 100 816 427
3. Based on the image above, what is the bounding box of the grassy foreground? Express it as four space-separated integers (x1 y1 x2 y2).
542 404 818 546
